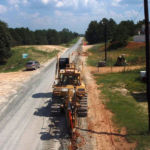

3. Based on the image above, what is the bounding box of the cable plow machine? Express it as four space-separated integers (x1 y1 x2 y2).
52 56 88 136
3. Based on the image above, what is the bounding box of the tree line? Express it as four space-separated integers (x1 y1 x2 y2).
0 20 79 63
85 18 144 48
9 28 78 46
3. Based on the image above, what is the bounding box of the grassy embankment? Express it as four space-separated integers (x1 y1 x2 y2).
87 42 145 66
0 47 59 72
87 42 150 149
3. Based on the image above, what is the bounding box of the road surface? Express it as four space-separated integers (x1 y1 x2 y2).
0 38 83 150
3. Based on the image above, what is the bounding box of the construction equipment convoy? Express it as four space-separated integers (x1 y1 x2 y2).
52 56 88 135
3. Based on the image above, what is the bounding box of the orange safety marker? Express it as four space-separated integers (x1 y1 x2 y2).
68 110 74 130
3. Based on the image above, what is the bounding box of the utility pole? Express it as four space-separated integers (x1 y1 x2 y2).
144 0 150 132
104 24 107 62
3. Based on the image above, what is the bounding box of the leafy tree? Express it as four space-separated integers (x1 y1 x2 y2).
110 23 129 49
107 18 117 39
136 20 145 33
15 28 35 45
85 18 140 49
85 18 117 44
119 20 135 36
35 30 48 45
60 28 74 43
85 21 100 44
47 29 60 44
0 21 11 63
9 28 22 46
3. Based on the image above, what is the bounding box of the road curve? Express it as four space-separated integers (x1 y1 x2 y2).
0 37 83 150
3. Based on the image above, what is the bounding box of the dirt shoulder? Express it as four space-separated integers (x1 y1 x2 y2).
89 65 144 74
77 45 136 150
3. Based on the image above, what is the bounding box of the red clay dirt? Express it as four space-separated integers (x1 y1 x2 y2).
125 42 145 49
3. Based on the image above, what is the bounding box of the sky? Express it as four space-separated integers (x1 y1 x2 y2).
0 0 146 33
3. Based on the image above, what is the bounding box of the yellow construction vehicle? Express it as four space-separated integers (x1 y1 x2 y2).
52 57 88 135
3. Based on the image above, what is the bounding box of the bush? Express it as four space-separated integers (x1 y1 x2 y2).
109 41 128 49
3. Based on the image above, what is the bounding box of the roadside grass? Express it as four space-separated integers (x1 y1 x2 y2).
94 69 150 149
87 43 145 67
61 37 80 47
0 47 59 72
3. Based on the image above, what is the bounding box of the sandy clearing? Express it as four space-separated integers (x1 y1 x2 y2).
82 45 93 51
17 45 67 52
0 71 34 103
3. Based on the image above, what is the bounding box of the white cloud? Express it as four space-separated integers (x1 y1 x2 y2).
8 0 29 7
0 4 7 14
125 10 139 20
8 0 20 5
41 0 50 5
56 1 64 8
23 0 28 4
40 0 104 10
112 0 122 6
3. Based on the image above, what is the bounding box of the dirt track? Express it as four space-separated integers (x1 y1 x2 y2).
89 65 144 74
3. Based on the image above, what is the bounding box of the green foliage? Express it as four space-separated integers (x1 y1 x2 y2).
0 47 59 72
0 21 12 63
61 37 80 47
0 20 79 66
85 18 142 49
85 21 100 44
85 18 117 44
95 70 150 149
109 41 128 49
109 20 135 49
0 19 79 47
9 27 78 46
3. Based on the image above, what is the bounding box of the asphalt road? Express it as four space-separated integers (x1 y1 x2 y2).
0 37 83 150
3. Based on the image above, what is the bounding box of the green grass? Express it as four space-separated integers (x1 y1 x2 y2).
61 37 80 47
0 47 59 72
95 70 150 149
87 43 146 67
